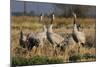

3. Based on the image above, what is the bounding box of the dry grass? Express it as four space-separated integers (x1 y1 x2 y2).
11 16 96 65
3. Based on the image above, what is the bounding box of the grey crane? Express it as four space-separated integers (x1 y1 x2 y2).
26 32 40 51
60 33 76 51
72 12 86 52
26 25 47 52
19 26 46 56
46 24 64 56
19 30 40 51
19 32 40 57
35 25 47 54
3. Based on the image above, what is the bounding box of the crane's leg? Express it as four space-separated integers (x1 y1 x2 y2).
78 42 81 54
55 47 57 56
41 41 44 55
34 47 38 55
40 44 44 55
27 50 32 58
53 45 57 56
53 45 55 56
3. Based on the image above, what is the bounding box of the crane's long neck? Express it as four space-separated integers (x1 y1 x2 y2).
20 31 23 39
43 25 47 33
73 16 78 33
48 24 53 33
74 17 76 24
51 13 54 24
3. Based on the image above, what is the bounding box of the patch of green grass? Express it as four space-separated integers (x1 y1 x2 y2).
82 53 96 59
68 53 96 63
48 58 63 64
12 56 29 66
69 54 81 62
12 56 63 66
29 56 49 64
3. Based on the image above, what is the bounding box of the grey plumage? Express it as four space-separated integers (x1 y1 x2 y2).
47 24 64 45
26 32 40 51
27 25 47 52
72 12 86 52
18 22 47 55
46 24 64 55
35 25 47 52
59 33 76 52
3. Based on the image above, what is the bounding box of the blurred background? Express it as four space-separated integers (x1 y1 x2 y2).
11 0 96 18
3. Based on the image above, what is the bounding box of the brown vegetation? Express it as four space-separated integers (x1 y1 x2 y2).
11 16 96 65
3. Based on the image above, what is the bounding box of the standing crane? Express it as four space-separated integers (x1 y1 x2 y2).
35 25 47 54
19 30 40 51
26 32 40 51
27 25 47 53
46 24 64 56
72 12 86 53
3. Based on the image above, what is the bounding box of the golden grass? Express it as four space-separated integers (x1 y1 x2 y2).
11 16 96 63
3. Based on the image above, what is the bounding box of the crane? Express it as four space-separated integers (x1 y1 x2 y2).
46 24 64 56
72 12 86 53
26 25 47 54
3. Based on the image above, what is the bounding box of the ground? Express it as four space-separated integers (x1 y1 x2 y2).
11 16 96 66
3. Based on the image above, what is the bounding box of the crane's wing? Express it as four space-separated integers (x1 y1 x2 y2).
72 33 79 43
77 32 85 43
50 32 64 44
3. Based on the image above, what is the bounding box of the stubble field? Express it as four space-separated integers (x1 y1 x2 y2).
11 16 96 66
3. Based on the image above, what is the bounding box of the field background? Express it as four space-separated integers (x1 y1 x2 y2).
11 16 96 66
